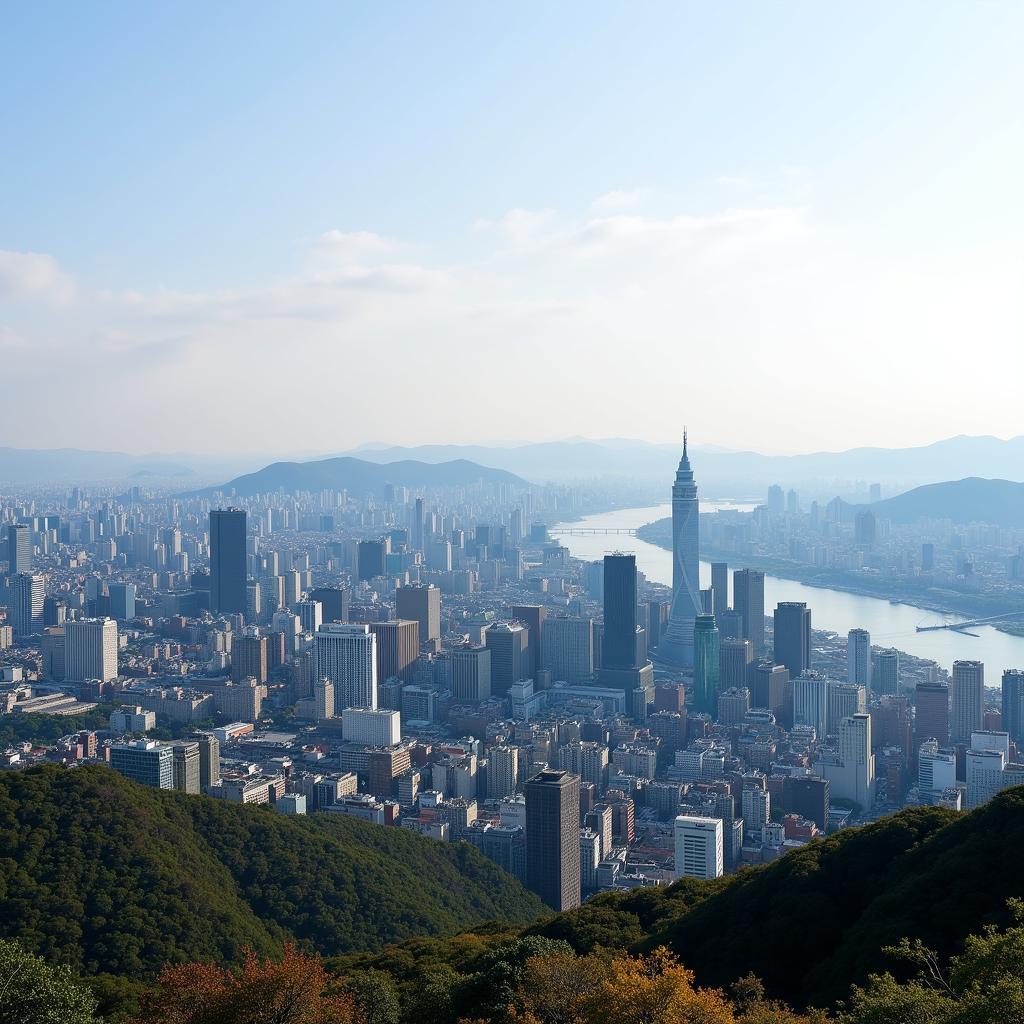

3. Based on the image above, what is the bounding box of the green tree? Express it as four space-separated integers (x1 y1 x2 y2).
344 970 400 1024
0 938 97 1024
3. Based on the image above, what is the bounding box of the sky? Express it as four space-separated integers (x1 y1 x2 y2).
1 3 1022 456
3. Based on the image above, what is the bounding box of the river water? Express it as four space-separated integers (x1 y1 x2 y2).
553 504 1024 673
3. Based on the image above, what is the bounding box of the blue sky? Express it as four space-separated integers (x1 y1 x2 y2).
1 3 1022 454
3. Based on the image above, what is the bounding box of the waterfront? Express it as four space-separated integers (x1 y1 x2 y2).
552 504 1024 672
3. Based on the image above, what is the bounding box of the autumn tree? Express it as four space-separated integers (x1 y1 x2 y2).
137 945 355 1024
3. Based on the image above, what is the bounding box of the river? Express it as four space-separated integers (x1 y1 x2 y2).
552 504 1024 673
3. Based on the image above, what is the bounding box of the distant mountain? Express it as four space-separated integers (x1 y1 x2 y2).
341 435 1024 494
0 765 545 986
0 446 264 486
194 456 527 498
867 476 1024 527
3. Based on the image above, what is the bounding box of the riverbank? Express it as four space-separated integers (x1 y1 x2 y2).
635 516 1024 626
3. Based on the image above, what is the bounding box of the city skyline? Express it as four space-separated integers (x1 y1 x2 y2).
3 4 1022 454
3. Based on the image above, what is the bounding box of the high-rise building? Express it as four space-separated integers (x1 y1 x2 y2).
309 587 350 623
487 745 520 799
396 584 441 643
64 617 118 682
917 739 957 793
452 645 492 702
107 582 136 621
673 815 724 880
193 733 220 789
232 626 268 684
313 678 335 721
827 681 866 735
914 683 950 748
733 569 765 655
369 620 420 683
749 661 790 721
781 775 830 830
342 707 400 746
847 628 871 689
209 509 247 614
816 713 875 807
297 599 323 635
692 615 720 716
658 434 702 668
541 616 594 683
109 740 173 789
511 604 546 678
525 769 581 911
875 649 900 696
710 561 729 620
172 741 201 794
356 539 388 581
6 572 44 635
719 638 753 689
485 622 529 696
6 523 31 576
316 623 377 709
1002 670 1024 746
602 553 639 669
951 660 984 744
774 602 811 678
792 671 829 740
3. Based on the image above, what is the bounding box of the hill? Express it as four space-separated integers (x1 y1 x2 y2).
866 476 1024 527
191 456 526 498
0 765 545 985
342 790 1024 1015
341 434 1024 490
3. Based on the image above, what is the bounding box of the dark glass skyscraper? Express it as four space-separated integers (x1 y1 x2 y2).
733 569 765 655
602 553 638 670
692 614 720 715
525 769 581 911
210 509 247 614
774 602 811 678
6 523 31 576
1002 670 1024 746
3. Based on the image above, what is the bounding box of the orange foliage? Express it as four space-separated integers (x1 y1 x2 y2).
136 944 355 1024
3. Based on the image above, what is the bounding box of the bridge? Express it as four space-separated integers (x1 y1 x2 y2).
549 527 639 537
916 610 1024 633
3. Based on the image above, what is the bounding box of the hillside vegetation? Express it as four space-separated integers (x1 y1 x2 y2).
342 790 1024 1014
0 764 545 985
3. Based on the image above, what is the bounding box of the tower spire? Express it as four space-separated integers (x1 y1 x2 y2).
683 427 688 457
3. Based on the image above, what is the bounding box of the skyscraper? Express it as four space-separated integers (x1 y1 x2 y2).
316 623 377 709
733 569 765 655
309 587 350 623
691 615 720 716
109 741 174 789
774 602 811 678
951 660 984 744
657 433 702 668
875 649 900 695
914 683 950 748
452 644 492 702
485 622 529 695
1002 670 1024 746
6 523 31 576
719 637 753 689
602 553 639 669
541 616 594 683
172 741 201 794
710 561 729 620
511 604 546 677
64 617 118 682
369 619 420 682
673 815 724 880
232 626 268 684
6 572 44 635
108 582 136 621
525 769 581 911
396 583 441 643
210 509 247 614
847 628 871 689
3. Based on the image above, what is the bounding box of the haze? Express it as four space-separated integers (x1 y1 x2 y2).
2 3 1021 455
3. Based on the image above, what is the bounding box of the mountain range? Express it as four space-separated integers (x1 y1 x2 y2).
190 456 526 498
868 476 1024 528
4 434 1024 494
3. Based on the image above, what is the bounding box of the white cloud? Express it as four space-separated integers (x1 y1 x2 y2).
0 250 75 304
474 207 555 245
